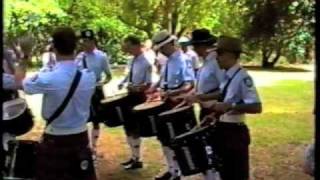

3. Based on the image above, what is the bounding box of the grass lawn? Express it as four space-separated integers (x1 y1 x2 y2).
20 80 314 180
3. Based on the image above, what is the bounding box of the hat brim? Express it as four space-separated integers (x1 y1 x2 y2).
189 37 217 45
179 41 192 46
153 35 177 51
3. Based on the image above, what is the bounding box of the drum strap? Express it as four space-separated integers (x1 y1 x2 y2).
129 58 135 83
46 70 82 126
218 68 242 102
82 54 87 69
164 61 169 90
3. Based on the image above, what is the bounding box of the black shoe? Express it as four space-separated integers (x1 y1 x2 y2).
123 161 143 170
121 159 134 166
154 172 180 180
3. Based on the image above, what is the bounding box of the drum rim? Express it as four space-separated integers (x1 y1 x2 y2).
3 98 27 120
133 101 164 111
100 94 128 104
159 105 192 116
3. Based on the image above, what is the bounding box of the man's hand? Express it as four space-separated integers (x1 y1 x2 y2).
185 94 199 105
200 112 217 127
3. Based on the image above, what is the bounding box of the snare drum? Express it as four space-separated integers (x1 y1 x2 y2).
100 93 128 127
171 124 222 176
133 101 167 137
3 98 34 136
3 140 38 179
157 105 197 146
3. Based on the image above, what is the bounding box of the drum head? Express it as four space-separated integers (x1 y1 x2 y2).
133 101 164 111
101 93 128 104
159 105 191 116
3 98 27 120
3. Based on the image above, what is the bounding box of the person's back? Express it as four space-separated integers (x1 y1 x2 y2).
22 27 97 180
28 64 95 134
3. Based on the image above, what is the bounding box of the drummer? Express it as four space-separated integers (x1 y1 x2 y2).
118 35 153 170
185 29 224 121
202 36 262 180
150 30 195 180
75 29 112 154
2 36 33 174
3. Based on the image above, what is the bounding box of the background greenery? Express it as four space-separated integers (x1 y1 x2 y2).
4 0 315 67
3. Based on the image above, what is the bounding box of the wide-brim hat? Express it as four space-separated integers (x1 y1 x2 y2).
152 30 177 50
217 36 242 53
189 29 217 46
178 36 191 46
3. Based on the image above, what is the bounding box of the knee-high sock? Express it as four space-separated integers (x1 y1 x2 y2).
126 136 141 161
161 145 180 176
90 126 100 149
203 169 221 180
131 137 141 161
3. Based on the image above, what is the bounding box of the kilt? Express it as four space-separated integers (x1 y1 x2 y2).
122 92 147 137
210 122 251 180
88 87 104 124
36 131 96 180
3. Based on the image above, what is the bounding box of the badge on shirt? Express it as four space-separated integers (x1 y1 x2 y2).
243 77 253 88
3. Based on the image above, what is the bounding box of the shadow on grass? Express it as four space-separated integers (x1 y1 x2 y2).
243 65 312 72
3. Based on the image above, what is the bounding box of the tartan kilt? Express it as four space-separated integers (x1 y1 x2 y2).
88 87 104 124
35 131 96 180
122 92 147 137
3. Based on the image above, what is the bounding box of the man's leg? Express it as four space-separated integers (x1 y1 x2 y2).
155 145 181 180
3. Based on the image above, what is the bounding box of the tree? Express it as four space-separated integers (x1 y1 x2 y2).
243 0 315 68
114 0 226 38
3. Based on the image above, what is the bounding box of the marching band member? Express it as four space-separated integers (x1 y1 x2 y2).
150 30 195 180
202 36 262 180
2 36 33 175
118 35 153 170
75 29 112 154
23 27 97 180
178 36 201 75
184 29 224 180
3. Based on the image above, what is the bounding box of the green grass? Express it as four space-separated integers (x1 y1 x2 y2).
247 80 314 147
22 78 314 180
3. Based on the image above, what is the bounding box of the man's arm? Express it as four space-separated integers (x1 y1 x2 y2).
196 91 222 101
102 54 112 83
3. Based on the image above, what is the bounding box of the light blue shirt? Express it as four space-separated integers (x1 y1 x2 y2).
3 73 17 90
160 50 195 89
75 49 111 82
196 51 224 94
121 52 152 86
23 61 96 135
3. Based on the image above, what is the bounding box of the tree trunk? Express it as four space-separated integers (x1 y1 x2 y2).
261 49 274 68
261 44 282 68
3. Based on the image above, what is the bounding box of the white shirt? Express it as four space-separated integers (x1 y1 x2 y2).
23 61 96 135
219 64 261 123
196 51 224 94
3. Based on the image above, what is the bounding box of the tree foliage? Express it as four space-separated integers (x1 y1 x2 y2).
4 0 315 67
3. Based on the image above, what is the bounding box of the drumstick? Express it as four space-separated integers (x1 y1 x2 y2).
173 100 187 109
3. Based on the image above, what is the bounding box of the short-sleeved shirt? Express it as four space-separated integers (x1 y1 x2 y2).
122 52 152 86
23 61 96 135
160 50 195 90
75 49 111 82
185 49 201 70
219 64 261 123
196 51 224 94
